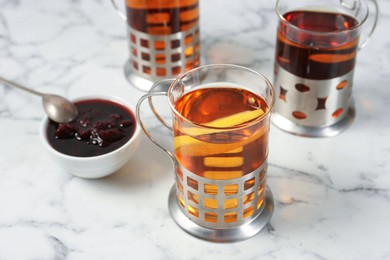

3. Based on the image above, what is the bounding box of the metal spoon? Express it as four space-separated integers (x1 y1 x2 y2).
0 76 78 123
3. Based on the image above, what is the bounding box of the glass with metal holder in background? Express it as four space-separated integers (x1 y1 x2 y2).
136 64 275 242
272 0 378 137
111 0 200 92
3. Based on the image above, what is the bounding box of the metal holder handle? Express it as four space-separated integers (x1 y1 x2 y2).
110 0 127 21
359 0 379 50
148 79 175 131
136 81 175 161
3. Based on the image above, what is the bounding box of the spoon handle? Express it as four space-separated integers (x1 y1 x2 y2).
0 76 44 97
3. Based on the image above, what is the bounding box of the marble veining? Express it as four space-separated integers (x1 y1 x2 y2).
1 0 390 259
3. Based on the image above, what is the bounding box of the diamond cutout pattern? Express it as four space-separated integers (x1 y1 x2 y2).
316 97 327 110
279 86 287 102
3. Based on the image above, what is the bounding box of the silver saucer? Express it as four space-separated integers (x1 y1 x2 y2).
168 185 274 243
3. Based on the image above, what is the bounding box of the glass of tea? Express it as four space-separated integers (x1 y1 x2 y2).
272 0 378 137
136 64 275 242
111 0 200 91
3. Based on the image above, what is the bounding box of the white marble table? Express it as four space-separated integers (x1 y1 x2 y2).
1 0 390 259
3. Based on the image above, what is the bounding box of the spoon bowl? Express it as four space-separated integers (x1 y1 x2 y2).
42 94 78 123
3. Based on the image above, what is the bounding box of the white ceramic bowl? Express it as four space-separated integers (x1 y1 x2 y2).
40 95 141 179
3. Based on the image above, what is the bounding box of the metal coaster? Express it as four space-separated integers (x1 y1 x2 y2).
168 185 274 243
271 103 355 138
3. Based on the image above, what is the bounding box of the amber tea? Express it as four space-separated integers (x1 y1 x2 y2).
174 87 269 178
173 87 269 218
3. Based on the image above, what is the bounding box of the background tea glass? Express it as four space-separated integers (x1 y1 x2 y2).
111 0 200 92
136 64 275 242
272 0 379 137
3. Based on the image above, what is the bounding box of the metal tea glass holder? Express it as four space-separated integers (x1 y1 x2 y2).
272 0 379 137
111 0 200 92
136 65 275 242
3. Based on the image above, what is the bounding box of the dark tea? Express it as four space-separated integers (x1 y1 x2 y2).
275 10 360 80
126 0 199 35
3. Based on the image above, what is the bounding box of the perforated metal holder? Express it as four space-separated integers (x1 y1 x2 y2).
124 25 200 92
272 64 356 137
168 162 274 242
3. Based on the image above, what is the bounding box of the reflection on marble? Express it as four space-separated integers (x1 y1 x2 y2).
0 0 390 259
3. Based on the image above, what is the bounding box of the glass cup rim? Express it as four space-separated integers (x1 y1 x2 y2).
275 0 369 36
167 63 275 131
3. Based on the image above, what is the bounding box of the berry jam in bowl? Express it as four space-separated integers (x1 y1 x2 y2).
40 95 141 178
